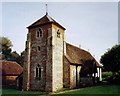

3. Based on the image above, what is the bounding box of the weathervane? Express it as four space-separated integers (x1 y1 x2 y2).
46 4 48 15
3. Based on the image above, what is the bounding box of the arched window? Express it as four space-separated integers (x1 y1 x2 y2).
57 29 60 38
39 28 42 37
36 64 41 79
36 28 42 38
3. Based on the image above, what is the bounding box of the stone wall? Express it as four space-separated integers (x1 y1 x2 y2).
2 76 17 85
23 32 31 91
64 42 66 56
23 22 65 92
52 24 64 92
70 65 76 88
23 24 52 91
29 25 51 91
46 27 53 92
77 66 81 87
63 56 70 88
69 65 82 88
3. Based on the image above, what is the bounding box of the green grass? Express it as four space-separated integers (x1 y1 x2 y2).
2 89 49 95
57 85 120 95
2 85 49 95
2 84 120 95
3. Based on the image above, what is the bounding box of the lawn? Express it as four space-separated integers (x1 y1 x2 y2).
53 85 120 95
2 85 49 96
1 84 120 96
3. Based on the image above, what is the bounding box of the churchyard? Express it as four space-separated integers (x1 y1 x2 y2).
2 72 120 96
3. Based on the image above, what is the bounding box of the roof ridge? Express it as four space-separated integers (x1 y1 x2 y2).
46 15 53 22
27 14 66 30
47 15 66 30
66 42 102 67
1 60 17 63
66 42 90 54
27 15 48 28
0 60 23 67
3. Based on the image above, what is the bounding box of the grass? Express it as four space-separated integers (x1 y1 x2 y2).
1 84 120 96
2 85 49 95
55 85 120 95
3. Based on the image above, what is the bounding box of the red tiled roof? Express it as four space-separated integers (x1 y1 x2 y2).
66 43 102 67
0 60 23 75
27 14 66 30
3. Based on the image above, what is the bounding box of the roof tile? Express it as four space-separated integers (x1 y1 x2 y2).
0 60 23 75
28 14 65 30
66 43 102 67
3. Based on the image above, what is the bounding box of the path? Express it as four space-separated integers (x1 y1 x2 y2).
49 87 89 95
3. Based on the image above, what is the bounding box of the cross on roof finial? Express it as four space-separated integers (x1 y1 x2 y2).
46 4 48 15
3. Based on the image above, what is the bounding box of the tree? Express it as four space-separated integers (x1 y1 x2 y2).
18 51 25 67
100 44 120 76
0 37 13 60
0 37 24 67
10 51 20 61
10 51 24 66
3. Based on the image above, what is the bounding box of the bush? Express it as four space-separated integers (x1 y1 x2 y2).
103 72 120 85
102 72 112 81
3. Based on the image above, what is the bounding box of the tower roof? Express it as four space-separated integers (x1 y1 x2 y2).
27 14 66 30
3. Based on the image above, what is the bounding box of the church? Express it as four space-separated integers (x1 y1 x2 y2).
22 10 102 92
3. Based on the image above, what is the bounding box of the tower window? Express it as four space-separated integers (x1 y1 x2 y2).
37 46 40 52
39 29 42 37
36 64 41 79
36 28 42 38
57 29 60 38
36 67 38 77
37 31 39 38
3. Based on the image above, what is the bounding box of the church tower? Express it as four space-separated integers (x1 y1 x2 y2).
23 10 66 92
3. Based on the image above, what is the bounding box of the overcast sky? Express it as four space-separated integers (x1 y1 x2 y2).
2 2 118 63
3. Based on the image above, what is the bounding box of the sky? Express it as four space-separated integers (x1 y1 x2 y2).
2 2 118 63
